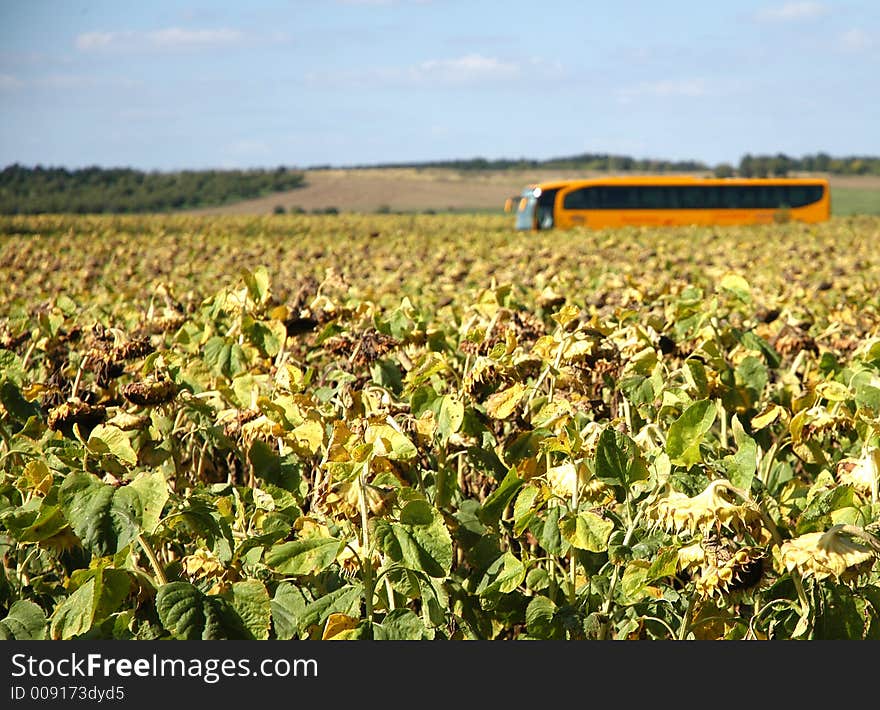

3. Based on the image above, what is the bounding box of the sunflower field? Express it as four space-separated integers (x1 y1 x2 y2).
2 212 880 640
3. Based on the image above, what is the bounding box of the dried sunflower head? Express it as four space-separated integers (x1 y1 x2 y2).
693 546 766 599
121 377 179 406
46 399 106 436
651 479 767 541
779 525 877 582
463 356 506 398
677 540 767 599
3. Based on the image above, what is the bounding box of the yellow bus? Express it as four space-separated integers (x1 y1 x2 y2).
504 175 830 230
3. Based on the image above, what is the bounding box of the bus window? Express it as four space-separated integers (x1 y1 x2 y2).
637 186 673 209
679 186 715 209
787 185 823 207
739 186 759 208
597 186 637 209
562 187 597 209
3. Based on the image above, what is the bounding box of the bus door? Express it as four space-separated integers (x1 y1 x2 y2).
535 188 559 230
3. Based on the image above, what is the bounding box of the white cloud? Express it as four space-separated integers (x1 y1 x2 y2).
306 53 529 87
839 28 873 52
756 2 827 22
75 27 243 52
415 54 520 82
617 79 707 103
75 32 117 51
146 28 242 47
0 74 23 90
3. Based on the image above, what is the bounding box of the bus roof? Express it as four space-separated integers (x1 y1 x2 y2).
524 175 830 191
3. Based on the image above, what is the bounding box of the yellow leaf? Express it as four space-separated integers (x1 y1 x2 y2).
291 420 324 455
751 404 785 430
322 613 360 640
719 273 751 300
816 381 851 402
551 303 579 328
20 460 53 496
485 382 526 419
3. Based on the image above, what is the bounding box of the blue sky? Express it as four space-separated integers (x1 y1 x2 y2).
1 1 878 170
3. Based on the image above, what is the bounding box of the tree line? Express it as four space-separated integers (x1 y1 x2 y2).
350 152 880 178
0 164 305 215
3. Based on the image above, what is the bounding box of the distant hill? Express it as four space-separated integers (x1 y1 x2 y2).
0 164 305 215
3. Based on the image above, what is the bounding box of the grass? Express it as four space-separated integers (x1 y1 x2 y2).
830 187 880 215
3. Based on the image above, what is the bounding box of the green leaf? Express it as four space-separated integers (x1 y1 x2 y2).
225 580 271 640
91 568 133 624
666 399 717 467
50 578 96 640
242 265 271 305
49 567 130 640
128 470 169 534
559 511 614 552
478 551 526 596
853 372 880 412
0 600 47 640
264 537 342 575
156 581 249 640
684 359 709 398
0 350 25 385
479 468 523 525
377 504 453 578
814 583 865 639
243 318 287 358
532 505 566 556
719 273 751 302
0 378 40 427
723 415 757 491
87 424 138 466
271 583 308 640
646 547 680 582
59 473 143 556
204 336 248 379
618 562 652 605
17 503 68 543
374 608 433 640
399 499 434 526
513 484 540 536
436 395 464 443
525 596 560 639
297 584 363 635
594 427 649 490
739 331 781 369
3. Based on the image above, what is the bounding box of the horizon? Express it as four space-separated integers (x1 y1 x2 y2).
3 148 879 174
1 1 878 172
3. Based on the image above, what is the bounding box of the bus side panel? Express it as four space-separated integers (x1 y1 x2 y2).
556 202 830 229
